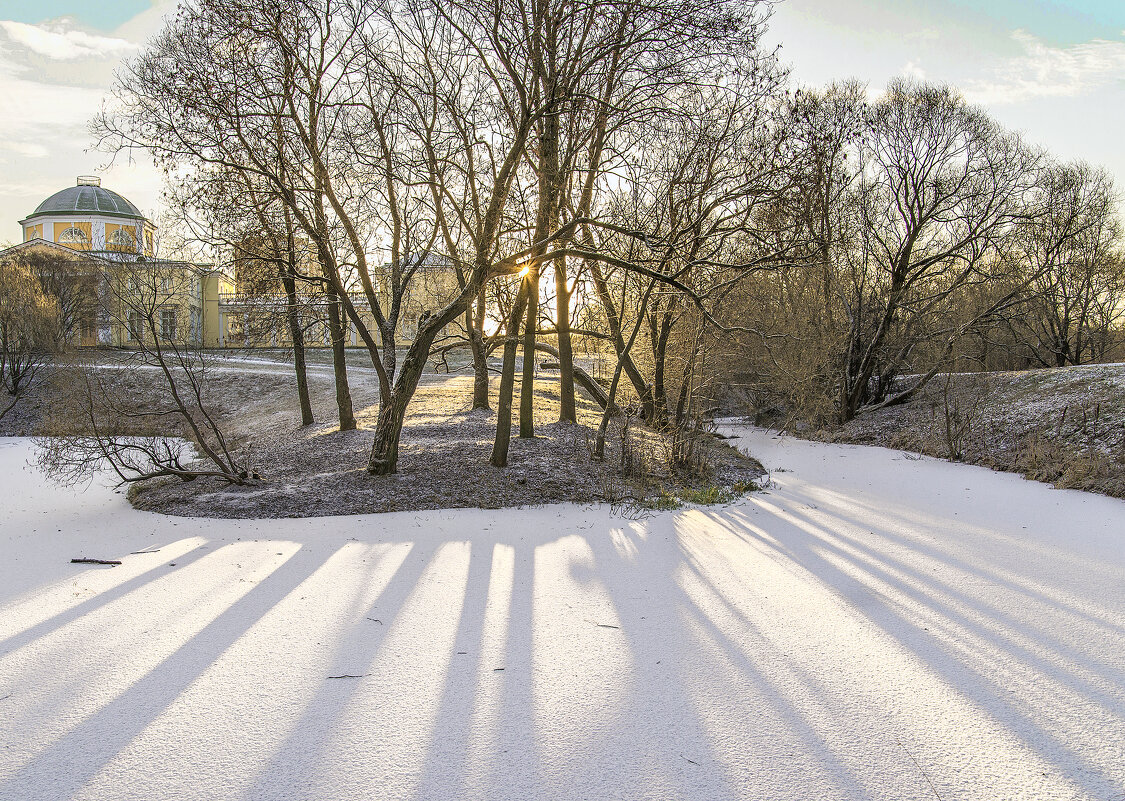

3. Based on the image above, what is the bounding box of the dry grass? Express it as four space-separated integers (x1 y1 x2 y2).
812 364 1125 499
99 354 765 517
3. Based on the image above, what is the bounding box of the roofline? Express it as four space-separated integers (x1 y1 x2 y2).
0 239 210 272
19 210 151 225
0 238 116 263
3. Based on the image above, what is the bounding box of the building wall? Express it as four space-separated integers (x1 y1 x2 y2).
22 215 156 257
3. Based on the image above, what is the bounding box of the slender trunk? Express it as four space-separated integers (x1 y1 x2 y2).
469 288 490 409
555 261 576 423
651 312 674 426
519 268 538 437
594 362 624 461
596 280 658 459
589 261 655 422
492 280 530 466
280 269 313 426
521 94 562 438
278 207 312 425
325 284 355 431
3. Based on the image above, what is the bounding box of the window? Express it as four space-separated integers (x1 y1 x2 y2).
160 276 173 293
160 308 177 341
128 311 144 342
80 311 97 340
107 229 135 252
58 227 90 247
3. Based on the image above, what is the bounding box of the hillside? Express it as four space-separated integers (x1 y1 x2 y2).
813 363 1125 498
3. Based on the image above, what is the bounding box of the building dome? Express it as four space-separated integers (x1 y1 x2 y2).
25 178 145 222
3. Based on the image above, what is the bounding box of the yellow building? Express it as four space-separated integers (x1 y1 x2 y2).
5 177 461 350
4 177 234 347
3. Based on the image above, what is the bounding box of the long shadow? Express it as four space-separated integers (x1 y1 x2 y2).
412 542 501 799
593 518 872 799
764 501 1125 698
791 490 1125 639
0 543 330 801
0 542 212 661
237 541 437 799
480 536 538 797
709 503 1125 799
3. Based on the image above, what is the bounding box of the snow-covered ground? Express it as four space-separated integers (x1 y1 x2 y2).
0 429 1122 800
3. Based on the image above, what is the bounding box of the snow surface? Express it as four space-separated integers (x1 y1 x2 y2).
0 430 1122 801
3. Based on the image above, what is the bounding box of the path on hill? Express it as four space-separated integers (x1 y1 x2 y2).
0 430 1122 800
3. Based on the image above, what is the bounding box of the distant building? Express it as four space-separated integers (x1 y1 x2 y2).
19 176 157 257
3 177 460 350
3 176 232 347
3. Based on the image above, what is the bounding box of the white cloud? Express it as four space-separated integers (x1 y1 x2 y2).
0 20 141 61
964 30 1125 105
901 60 927 81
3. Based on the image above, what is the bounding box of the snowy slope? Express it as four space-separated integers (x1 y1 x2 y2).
0 432 1122 800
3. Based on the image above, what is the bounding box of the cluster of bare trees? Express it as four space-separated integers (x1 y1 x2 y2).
57 0 1119 481
92 0 791 475
722 80 1125 427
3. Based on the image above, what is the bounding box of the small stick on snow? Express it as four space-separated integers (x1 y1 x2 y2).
327 674 369 680
680 754 700 766
71 558 122 566
898 739 943 801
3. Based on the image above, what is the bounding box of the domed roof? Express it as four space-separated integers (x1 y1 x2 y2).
24 180 146 222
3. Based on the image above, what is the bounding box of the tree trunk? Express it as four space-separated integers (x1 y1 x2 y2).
594 359 625 460
651 311 674 426
469 288 490 409
555 261 576 423
589 261 655 422
492 281 530 467
280 269 313 426
367 287 479 474
519 268 539 438
325 284 355 431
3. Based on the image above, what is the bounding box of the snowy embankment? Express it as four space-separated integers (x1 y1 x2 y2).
0 431 1122 801
817 362 1125 498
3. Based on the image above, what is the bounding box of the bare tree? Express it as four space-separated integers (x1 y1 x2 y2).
0 253 60 419
1015 162 1124 367
837 79 1039 420
38 258 246 485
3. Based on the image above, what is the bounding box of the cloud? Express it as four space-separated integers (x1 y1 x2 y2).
0 20 141 61
964 29 1125 105
901 60 927 81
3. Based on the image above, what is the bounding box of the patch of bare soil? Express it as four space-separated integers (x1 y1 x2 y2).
127 358 763 518
807 364 1125 498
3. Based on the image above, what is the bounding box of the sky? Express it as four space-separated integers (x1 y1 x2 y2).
0 0 1123 244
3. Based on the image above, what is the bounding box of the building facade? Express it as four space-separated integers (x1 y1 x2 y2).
4 177 459 349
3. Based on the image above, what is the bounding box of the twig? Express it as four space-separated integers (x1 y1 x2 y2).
584 618 620 629
327 674 369 680
898 739 943 801
71 558 122 566
680 754 700 766
129 549 161 554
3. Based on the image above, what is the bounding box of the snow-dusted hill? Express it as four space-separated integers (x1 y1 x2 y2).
1 430 1122 800
816 363 1125 498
